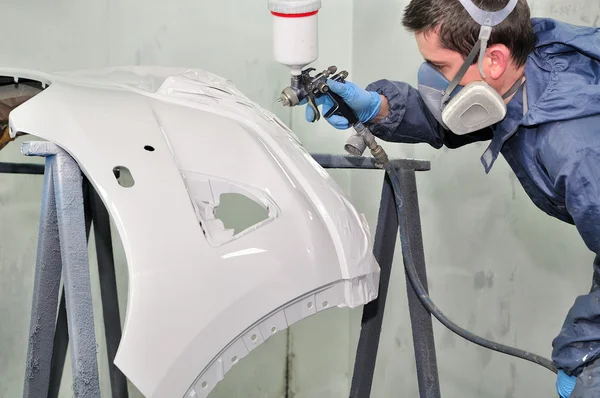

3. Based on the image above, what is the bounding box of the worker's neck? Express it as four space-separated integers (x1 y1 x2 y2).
500 64 526 103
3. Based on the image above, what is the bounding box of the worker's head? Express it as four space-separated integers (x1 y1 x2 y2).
403 0 535 92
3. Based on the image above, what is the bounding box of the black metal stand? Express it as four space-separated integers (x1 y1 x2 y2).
314 155 441 398
9 152 439 398
395 166 441 398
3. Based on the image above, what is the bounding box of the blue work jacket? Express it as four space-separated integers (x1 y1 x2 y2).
366 18 600 377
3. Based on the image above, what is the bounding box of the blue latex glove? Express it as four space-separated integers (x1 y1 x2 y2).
304 79 382 130
557 369 576 397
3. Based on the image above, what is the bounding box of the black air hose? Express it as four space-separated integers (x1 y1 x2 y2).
385 164 558 374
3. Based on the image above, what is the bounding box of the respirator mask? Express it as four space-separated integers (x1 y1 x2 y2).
417 0 523 135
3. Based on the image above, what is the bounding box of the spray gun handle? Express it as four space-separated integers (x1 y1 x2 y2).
322 91 360 126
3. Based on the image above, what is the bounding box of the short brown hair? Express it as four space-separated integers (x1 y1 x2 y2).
402 0 535 67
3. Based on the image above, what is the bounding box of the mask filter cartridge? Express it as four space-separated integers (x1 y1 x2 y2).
442 82 507 133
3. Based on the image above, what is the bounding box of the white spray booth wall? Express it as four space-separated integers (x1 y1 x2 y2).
0 0 598 397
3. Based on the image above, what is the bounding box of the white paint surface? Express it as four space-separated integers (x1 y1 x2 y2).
8 66 380 397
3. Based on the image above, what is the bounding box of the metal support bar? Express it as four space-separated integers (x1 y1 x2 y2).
86 179 129 398
315 155 439 398
312 153 431 172
23 142 101 398
0 162 45 174
395 167 441 398
47 182 95 398
23 162 63 398
48 290 68 398
348 172 400 398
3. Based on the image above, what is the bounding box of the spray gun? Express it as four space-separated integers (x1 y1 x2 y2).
277 66 389 167
269 0 389 167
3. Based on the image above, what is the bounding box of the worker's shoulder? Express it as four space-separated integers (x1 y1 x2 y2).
531 17 600 50
529 18 600 77
535 115 600 172
523 18 600 158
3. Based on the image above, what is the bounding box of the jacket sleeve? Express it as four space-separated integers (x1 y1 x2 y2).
551 148 600 376
365 79 493 148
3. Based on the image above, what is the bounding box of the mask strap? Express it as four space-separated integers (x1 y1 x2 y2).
502 76 525 100
458 0 518 77
522 83 528 116
458 0 518 27
477 26 492 78
441 42 481 106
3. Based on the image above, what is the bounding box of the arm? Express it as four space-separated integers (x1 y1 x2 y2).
365 79 493 149
551 149 600 377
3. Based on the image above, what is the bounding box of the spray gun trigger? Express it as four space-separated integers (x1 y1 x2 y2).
307 94 320 123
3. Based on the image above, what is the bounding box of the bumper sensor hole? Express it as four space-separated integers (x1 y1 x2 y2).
113 166 135 188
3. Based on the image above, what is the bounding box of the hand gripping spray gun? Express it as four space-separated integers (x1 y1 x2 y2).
268 0 389 167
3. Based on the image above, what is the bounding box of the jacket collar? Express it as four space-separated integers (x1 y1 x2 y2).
480 81 526 173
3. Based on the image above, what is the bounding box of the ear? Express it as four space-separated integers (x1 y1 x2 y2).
485 44 510 81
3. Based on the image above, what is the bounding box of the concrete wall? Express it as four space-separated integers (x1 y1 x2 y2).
1 0 599 397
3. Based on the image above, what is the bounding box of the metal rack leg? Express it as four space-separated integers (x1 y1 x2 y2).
23 163 63 398
347 162 440 398
87 182 129 398
395 167 441 398
349 173 400 398
47 182 95 398
48 290 68 398
23 142 101 398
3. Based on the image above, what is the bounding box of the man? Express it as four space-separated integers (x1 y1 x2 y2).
303 0 600 396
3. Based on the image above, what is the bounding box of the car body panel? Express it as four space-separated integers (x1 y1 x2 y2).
5 66 380 397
